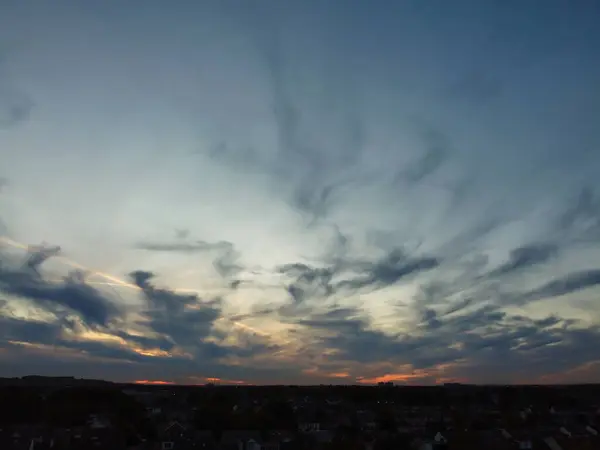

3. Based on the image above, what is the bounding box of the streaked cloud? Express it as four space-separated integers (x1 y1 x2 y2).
1 0 600 384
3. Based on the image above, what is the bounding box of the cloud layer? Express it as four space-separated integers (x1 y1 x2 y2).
1 1 600 384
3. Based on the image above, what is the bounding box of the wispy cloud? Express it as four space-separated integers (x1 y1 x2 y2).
488 242 559 277
0 48 33 129
0 247 121 327
1 1 600 385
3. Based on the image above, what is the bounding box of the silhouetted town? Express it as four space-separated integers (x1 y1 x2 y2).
1 376 599 449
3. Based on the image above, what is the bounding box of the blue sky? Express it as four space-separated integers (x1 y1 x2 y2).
1 0 600 385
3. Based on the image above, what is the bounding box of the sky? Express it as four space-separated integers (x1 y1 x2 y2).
1 0 600 386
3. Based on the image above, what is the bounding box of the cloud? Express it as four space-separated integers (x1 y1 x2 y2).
522 269 600 302
131 270 204 312
294 307 459 370
0 246 121 327
278 263 335 304
276 246 441 309
2 2 600 385
115 330 174 353
212 245 243 278
0 48 33 129
0 262 281 382
394 124 449 186
558 187 600 241
134 238 243 279
3 233 600 385
134 239 232 253
129 270 272 359
489 242 559 277
292 302 600 384
0 315 63 344
23 244 61 276
0 315 176 365
201 17 368 224
338 249 440 291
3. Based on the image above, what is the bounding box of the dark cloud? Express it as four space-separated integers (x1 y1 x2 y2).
292 183 338 225
134 239 232 253
0 246 121 327
0 333 313 385
130 270 202 313
200 16 368 224
394 125 449 186
0 47 33 130
115 330 174 353
558 186 600 240
489 242 559 276
413 241 569 316
23 244 61 276
212 244 243 278
129 270 273 359
522 269 600 302
277 247 440 308
0 266 279 381
325 224 350 263
294 302 600 383
261 34 365 222
134 238 243 279
296 309 451 368
129 269 221 350
278 263 335 304
0 315 63 344
339 249 440 291
419 308 442 330
437 213 505 258
0 315 177 365
228 306 278 322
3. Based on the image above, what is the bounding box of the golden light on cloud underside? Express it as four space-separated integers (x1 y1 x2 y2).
0 235 270 338
7 340 47 349
0 235 309 363
75 330 181 358
5 340 112 362
8 334 175 360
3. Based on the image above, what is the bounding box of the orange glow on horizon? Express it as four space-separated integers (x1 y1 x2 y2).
132 377 253 386
357 369 467 385
303 367 351 380
203 377 221 383
188 376 250 385
329 372 351 378
357 372 433 384
134 380 175 385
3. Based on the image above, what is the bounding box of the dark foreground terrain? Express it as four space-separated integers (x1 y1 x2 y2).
1 376 599 449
